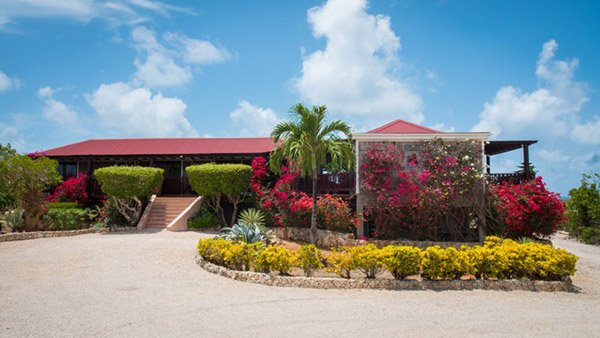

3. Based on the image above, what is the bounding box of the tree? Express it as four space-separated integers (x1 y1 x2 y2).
0 143 18 210
269 104 354 244
0 155 62 230
94 166 163 226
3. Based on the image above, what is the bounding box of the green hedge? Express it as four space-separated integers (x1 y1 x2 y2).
94 166 163 198
186 163 251 197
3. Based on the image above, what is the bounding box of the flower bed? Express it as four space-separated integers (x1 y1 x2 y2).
195 236 578 292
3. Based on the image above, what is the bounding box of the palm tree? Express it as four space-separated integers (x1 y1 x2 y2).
269 104 354 244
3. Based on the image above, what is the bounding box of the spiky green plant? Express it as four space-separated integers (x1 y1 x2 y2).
219 222 267 244
238 208 266 229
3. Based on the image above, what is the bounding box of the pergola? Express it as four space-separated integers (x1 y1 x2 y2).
484 140 538 182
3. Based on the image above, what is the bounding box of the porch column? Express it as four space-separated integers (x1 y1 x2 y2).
523 144 530 180
355 139 365 238
485 155 490 174
86 158 93 194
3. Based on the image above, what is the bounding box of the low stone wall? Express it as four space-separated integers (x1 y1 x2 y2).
195 254 576 292
274 227 477 249
0 228 101 242
0 227 138 242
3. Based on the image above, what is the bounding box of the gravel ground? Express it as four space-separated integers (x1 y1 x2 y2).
0 230 599 337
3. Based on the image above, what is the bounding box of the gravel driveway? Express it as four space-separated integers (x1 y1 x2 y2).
1 230 599 337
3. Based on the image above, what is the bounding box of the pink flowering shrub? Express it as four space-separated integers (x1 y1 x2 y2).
47 173 89 207
250 157 355 232
492 177 565 238
359 139 484 240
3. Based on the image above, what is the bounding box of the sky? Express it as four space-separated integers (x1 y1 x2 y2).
0 0 599 195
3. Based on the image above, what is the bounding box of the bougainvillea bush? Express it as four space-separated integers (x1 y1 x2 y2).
47 173 89 207
359 139 485 241
490 177 565 238
250 156 356 233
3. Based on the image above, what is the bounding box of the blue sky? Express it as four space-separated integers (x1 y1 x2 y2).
0 0 599 195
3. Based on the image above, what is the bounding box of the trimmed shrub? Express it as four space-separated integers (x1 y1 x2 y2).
197 238 231 266
254 245 295 275
223 242 263 271
187 163 252 227
43 208 87 231
94 166 163 225
421 246 471 280
94 166 163 198
47 202 78 210
381 245 422 279
350 244 386 279
295 244 324 277
325 248 355 279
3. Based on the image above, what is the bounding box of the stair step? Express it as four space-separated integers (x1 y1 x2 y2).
142 196 198 229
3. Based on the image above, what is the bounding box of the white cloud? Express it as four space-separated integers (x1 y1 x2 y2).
132 26 192 88
293 0 424 123
537 149 570 164
572 118 600 145
472 39 588 138
428 123 455 132
229 100 279 136
86 81 197 137
0 70 21 92
131 26 232 88
37 86 80 128
164 32 232 65
0 0 191 31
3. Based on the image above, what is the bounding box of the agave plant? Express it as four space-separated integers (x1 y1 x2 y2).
239 208 266 230
219 222 267 244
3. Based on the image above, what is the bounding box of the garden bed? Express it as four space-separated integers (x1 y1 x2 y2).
195 254 576 292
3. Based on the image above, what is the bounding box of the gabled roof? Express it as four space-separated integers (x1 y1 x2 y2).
368 119 440 134
44 138 276 157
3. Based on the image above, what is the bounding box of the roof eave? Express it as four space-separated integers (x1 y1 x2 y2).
352 132 491 142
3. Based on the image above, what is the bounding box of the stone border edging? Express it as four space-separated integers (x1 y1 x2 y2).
195 254 576 292
0 227 139 242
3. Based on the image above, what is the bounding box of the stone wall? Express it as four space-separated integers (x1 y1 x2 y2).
0 227 138 242
274 227 477 249
196 254 576 292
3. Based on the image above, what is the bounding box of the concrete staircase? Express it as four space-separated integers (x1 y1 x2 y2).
144 196 198 229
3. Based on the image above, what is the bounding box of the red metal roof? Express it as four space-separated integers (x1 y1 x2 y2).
44 138 276 157
368 119 440 134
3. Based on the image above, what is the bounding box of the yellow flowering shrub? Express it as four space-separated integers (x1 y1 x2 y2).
381 245 422 279
223 242 265 271
421 246 472 280
254 245 296 275
295 244 324 277
197 238 231 265
350 244 386 279
326 248 355 279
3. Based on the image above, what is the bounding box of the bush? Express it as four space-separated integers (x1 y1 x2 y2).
421 246 471 280
381 245 422 279
43 208 88 230
493 177 566 238
187 163 252 227
188 209 219 229
350 244 386 279
565 173 600 244
197 238 231 266
94 166 163 198
223 242 264 271
94 166 163 225
47 202 78 209
254 245 295 275
295 244 324 277
325 248 355 279
1 209 24 232
47 173 89 207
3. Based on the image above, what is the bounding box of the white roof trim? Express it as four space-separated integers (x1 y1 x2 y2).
352 132 490 142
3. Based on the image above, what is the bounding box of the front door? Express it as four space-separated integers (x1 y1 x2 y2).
154 161 182 195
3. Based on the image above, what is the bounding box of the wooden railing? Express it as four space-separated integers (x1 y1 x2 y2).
489 172 530 184
294 172 356 195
